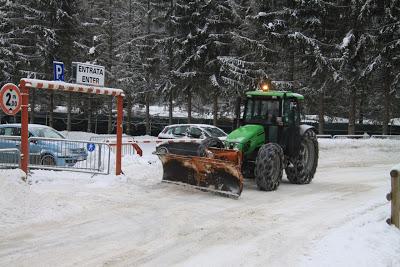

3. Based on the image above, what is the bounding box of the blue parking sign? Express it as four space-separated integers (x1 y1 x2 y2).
87 143 96 152
53 61 64 81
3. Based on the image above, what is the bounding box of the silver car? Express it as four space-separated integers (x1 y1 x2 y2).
158 124 227 140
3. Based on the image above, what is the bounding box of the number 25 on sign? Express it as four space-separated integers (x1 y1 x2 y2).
0 83 22 116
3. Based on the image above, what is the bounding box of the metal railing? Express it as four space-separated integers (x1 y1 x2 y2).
28 137 111 174
317 134 333 139
0 136 22 169
109 142 143 157
332 134 370 139
388 165 400 228
371 135 400 139
89 134 133 143
0 148 20 169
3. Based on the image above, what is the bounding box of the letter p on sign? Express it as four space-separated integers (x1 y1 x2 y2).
53 61 64 81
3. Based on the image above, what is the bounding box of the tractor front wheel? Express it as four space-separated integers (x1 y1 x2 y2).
285 129 318 184
254 143 284 191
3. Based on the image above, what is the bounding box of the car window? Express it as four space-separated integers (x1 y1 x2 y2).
189 127 203 138
173 126 188 136
30 127 65 139
203 127 227 138
0 127 15 136
14 127 21 136
165 128 174 135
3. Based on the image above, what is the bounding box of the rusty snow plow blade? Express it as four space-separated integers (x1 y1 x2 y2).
154 143 243 199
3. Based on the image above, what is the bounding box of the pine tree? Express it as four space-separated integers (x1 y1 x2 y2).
336 0 377 134
368 0 400 134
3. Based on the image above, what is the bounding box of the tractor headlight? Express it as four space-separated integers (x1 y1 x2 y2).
243 141 251 152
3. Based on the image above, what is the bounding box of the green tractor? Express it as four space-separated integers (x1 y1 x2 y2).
155 85 319 198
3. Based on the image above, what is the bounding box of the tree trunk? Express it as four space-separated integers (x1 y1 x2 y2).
108 97 113 134
30 88 36 123
169 91 173 125
87 95 92 132
145 93 151 135
187 88 192 124
126 97 133 135
67 92 72 132
318 90 325 134
49 91 54 127
213 93 218 126
234 96 241 129
358 87 366 124
383 75 391 135
289 50 295 81
348 87 356 135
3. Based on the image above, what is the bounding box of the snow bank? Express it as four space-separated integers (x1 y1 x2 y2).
318 139 400 168
301 202 400 267
0 169 84 230
61 130 97 140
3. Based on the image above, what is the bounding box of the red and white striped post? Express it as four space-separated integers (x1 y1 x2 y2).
19 79 29 175
116 95 123 175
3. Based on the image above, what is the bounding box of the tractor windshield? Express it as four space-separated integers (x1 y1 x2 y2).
244 99 280 124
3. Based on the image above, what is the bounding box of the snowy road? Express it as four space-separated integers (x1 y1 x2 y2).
0 139 400 266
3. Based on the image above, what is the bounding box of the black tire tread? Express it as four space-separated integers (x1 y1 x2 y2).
285 130 318 184
254 143 284 191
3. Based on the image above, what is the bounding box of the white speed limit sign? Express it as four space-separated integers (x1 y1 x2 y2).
0 83 22 116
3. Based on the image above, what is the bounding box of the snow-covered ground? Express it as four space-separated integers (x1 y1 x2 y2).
0 136 400 266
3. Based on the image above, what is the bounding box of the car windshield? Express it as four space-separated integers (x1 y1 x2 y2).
203 127 226 138
30 127 65 139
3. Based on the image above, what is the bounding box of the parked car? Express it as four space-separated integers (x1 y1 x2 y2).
0 124 87 166
158 124 228 140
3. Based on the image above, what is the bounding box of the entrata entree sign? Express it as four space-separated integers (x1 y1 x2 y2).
75 62 105 87
0 83 21 116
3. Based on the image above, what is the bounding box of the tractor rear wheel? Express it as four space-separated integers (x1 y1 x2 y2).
197 137 224 157
254 143 284 191
285 129 318 184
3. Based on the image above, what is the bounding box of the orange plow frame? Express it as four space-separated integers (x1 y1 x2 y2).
156 147 244 198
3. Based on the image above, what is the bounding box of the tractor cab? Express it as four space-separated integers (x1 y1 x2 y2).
242 89 304 157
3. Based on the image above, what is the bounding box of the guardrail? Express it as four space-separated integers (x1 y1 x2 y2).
387 165 400 228
0 148 20 169
28 137 111 175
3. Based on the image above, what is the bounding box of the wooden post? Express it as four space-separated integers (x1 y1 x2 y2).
389 169 400 228
116 95 123 175
19 80 29 176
